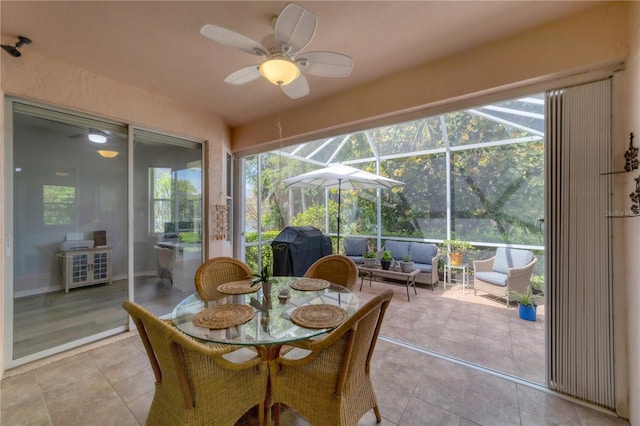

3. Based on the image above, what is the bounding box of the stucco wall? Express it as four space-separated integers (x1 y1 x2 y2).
0 49 233 259
232 2 628 154
624 2 640 423
0 49 232 376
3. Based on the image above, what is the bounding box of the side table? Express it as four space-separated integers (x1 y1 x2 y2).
444 263 469 294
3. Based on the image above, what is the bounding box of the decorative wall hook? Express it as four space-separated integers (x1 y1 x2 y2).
1 35 31 58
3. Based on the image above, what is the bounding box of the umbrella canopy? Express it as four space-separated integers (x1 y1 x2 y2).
284 163 404 253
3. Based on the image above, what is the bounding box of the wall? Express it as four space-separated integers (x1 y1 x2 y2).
232 2 628 154
0 50 231 376
623 2 640 423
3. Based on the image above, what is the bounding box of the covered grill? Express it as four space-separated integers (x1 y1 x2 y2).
271 226 332 277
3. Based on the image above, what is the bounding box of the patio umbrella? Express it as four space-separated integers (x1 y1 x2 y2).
283 163 404 253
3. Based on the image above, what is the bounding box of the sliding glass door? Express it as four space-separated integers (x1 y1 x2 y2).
9 102 128 363
5 101 203 367
132 129 203 317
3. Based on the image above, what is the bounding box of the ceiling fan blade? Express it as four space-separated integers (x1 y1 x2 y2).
224 65 262 85
297 51 354 77
200 24 268 56
274 3 317 54
281 74 309 99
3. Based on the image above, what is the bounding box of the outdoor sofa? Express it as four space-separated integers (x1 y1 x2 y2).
383 240 439 287
343 238 439 286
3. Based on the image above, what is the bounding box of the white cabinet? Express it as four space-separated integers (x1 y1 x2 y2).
58 247 112 292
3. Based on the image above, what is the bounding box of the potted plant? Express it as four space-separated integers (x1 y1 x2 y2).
510 286 542 321
250 250 274 305
380 250 393 270
440 239 473 266
362 250 377 267
400 253 414 272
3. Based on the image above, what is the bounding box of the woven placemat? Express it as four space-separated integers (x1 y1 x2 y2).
289 278 330 291
290 304 348 329
218 280 260 295
192 304 255 329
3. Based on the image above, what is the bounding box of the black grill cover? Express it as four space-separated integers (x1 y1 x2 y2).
271 226 332 277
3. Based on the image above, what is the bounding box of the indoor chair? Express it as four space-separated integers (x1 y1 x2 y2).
194 257 253 302
268 289 393 426
122 300 267 426
153 246 174 286
303 254 359 290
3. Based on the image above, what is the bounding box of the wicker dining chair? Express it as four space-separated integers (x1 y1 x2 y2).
268 289 393 426
122 300 267 426
194 257 253 302
303 254 359 291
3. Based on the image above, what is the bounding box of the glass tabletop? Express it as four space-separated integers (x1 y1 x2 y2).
171 276 360 346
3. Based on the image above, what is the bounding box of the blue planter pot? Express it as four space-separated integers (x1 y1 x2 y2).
518 303 537 321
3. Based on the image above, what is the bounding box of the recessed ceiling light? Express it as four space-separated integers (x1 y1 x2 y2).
55 172 69 177
98 150 119 158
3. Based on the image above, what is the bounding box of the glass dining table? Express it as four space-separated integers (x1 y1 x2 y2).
171 276 360 425
172 276 360 350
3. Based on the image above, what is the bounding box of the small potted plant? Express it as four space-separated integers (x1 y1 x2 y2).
440 239 473 266
509 286 542 321
250 250 274 305
362 250 377 267
400 253 414 272
380 250 393 270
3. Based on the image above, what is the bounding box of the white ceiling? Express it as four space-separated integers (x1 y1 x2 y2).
1 1 602 128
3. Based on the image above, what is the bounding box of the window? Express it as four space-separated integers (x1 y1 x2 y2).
43 184 75 225
150 167 172 234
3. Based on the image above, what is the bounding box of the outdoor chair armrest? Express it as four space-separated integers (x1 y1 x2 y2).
473 256 495 273
506 257 538 294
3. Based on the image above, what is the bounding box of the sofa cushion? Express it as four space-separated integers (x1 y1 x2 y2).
343 238 368 257
410 242 437 265
384 240 410 261
475 271 508 286
493 248 535 274
413 262 433 274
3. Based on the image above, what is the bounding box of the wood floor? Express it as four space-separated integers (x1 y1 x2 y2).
12 276 186 359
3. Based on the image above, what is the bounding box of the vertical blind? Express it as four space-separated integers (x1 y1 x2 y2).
545 78 614 409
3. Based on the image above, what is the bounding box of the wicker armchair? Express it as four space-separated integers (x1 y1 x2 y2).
194 257 253 302
472 247 537 306
122 301 267 426
303 254 359 290
268 289 393 426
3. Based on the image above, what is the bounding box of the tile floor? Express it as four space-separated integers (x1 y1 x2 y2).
1 280 630 426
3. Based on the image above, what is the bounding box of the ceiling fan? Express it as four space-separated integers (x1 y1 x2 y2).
69 129 111 143
200 2 353 99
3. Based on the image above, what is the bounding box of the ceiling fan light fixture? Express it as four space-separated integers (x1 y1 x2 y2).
97 150 119 158
88 132 107 143
259 57 300 86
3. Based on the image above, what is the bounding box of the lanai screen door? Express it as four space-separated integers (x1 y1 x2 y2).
545 78 615 409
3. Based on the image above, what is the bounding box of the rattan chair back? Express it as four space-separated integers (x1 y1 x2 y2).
269 288 394 425
122 301 267 426
194 257 253 302
303 254 358 290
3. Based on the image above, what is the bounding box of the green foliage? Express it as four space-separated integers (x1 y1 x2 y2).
402 254 412 262
381 250 393 261
440 239 473 254
531 274 545 293
178 232 199 243
363 251 376 259
246 95 545 258
250 247 272 286
509 286 542 307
